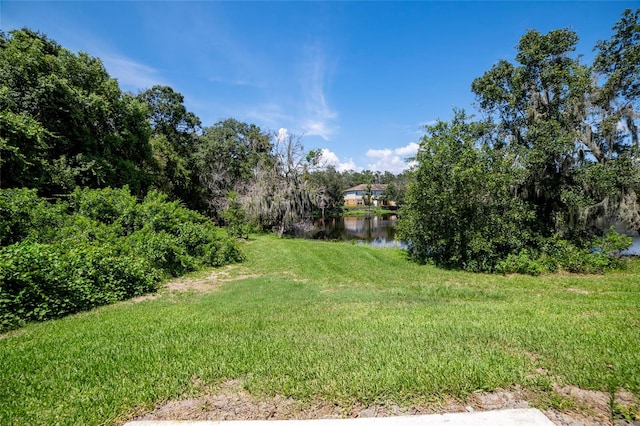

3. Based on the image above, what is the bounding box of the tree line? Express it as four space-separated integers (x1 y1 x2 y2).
399 9 639 274
2 9 638 278
0 28 409 237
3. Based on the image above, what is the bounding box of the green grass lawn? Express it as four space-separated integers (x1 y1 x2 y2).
2 235 639 425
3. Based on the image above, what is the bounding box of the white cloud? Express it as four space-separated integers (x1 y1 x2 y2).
277 127 289 143
102 55 165 92
319 149 361 172
337 159 360 172
366 148 393 159
319 148 340 165
364 142 420 174
367 156 408 174
395 142 419 156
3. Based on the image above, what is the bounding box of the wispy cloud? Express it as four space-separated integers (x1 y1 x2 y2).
299 44 338 140
102 55 165 92
245 103 293 130
419 120 439 127
208 75 264 89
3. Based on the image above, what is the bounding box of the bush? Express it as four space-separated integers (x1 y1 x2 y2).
67 186 138 226
202 236 246 267
495 249 546 276
128 230 193 277
0 241 160 331
0 188 47 245
494 231 632 275
0 187 243 332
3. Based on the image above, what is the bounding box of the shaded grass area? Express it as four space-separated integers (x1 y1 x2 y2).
1 235 639 425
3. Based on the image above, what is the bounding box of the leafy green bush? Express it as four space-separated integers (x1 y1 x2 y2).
68 186 138 227
495 249 546 276
127 230 193 277
0 188 45 245
494 231 631 275
0 187 243 332
202 236 246 267
0 241 160 331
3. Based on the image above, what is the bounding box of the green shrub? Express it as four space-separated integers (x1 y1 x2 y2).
494 231 632 275
202 236 246 267
67 186 138 226
495 249 546 276
0 187 243 332
596 228 633 256
0 188 46 245
134 190 207 234
0 240 161 331
128 230 194 277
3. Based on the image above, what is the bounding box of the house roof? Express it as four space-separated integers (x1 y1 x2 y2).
344 184 388 192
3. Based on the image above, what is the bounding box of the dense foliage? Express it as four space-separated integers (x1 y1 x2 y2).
137 85 205 211
0 187 243 331
399 111 536 271
0 29 153 196
0 26 412 334
400 10 638 273
0 28 410 232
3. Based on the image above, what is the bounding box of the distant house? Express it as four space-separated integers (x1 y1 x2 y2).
343 184 396 207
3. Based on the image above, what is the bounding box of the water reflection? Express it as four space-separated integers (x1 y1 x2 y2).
621 236 640 256
312 215 405 248
310 216 640 254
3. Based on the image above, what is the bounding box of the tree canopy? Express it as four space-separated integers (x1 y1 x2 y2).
0 29 153 195
400 9 638 273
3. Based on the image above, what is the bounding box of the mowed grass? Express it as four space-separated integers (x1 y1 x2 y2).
1 235 639 425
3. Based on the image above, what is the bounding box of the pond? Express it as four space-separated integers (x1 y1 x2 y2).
621 236 640 256
309 215 640 254
310 214 405 248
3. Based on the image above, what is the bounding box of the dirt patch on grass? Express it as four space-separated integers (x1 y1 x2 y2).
542 384 639 426
126 267 261 304
166 267 260 293
128 380 639 425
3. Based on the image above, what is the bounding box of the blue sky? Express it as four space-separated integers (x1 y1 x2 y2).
1 1 636 173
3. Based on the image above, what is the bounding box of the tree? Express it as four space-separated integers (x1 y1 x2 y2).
307 165 345 213
0 111 50 189
398 111 534 270
589 8 640 230
401 11 637 272
137 85 204 210
244 130 313 236
379 182 397 207
137 85 201 144
363 183 372 210
471 28 591 238
195 118 273 219
0 29 153 195
471 11 639 239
